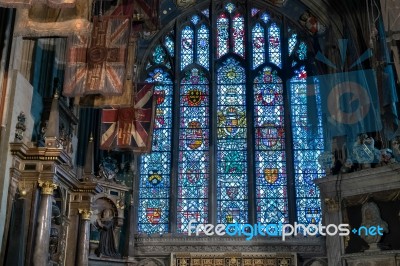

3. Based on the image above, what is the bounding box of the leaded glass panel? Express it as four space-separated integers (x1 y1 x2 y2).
197 24 210 69
181 26 194 70
290 66 324 226
139 2 323 235
139 69 173 234
268 23 282 68
252 23 265 69
254 67 289 224
232 13 245 58
217 58 248 225
177 68 210 233
217 13 229 58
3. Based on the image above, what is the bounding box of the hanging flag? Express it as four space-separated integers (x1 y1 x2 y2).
315 70 382 140
78 35 136 108
63 15 131 97
0 0 75 8
382 65 399 139
13 1 91 37
100 83 156 152
380 0 400 40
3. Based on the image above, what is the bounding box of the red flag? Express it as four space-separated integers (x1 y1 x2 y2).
100 84 156 152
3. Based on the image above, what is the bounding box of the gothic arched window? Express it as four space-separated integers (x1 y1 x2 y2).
137 1 324 234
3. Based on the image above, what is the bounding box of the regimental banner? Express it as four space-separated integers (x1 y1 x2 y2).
63 16 130 97
380 0 400 40
13 1 91 37
317 70 382 139
100 83 156 152
0 0 75 8
78 35 136 108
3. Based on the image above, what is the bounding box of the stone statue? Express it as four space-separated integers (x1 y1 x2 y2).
360 202 388 251
95 209 119 257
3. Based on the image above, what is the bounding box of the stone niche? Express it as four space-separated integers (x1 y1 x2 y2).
315 163 400 266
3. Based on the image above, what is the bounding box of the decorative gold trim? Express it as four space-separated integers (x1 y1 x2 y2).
38 180 57 195
78 209 92 220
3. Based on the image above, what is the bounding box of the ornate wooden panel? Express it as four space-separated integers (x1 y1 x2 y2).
172 253 296 266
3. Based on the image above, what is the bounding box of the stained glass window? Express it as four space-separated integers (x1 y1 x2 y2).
139 68 173 234
197 24 210 69
288 30 297 56
232 13 245 58
254 67 288 224
290 65 324 225
165 35 175 57
217 13 229 58
138 1 324 235
177 68 210 233
217 58 248 225
251 8 260 17
268 23 281 68
181 26 194 70
252 23 265 69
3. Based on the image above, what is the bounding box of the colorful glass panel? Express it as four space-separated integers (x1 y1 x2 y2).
297 42 307 60
232 13 245 58
153 45 167 65
202 9 209 18
139 6 323 235
288 31 297 56
252 23 265 69
251 8 260 17
225 2 235 13
290 66 324 225
260 12 269 24
254 67 289 224
177 68 210 233
268 23 282 68
197 24 210 69
181 26 194 70
217 13 229 59
217 58 248 225
139 68 173 234
165 35 174 57
191 15 200 25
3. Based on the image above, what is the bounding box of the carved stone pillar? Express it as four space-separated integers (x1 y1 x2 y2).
323 198 342 266
76 209 92 266
32 180 57 266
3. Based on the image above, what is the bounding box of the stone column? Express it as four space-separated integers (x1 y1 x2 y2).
324 198 343 266
32 180 57 266
76 209 92 266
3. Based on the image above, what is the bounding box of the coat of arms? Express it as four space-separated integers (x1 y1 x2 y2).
264 168 279 184
146 208 162 225
185 121 203 150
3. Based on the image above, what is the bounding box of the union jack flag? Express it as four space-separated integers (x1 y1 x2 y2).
63 16 131 97
100 83 156 152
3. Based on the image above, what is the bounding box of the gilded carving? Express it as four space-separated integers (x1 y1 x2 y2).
78 209 92 220
38 180 57 195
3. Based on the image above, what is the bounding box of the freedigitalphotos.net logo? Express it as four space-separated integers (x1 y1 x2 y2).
188 220 385 241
